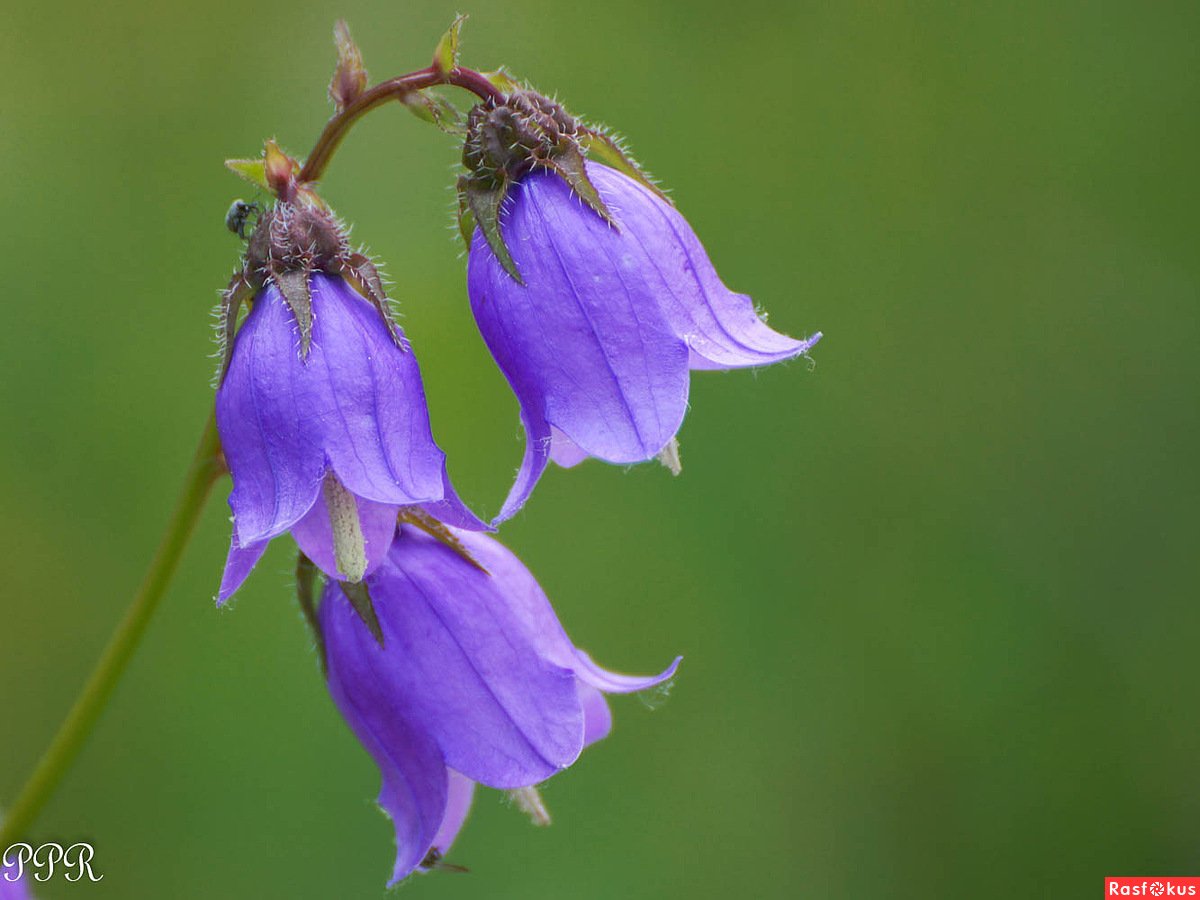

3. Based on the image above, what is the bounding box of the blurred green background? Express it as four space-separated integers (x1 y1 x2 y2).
2 0 1197 897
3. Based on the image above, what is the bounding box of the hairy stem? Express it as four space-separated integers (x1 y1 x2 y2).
0 413 225 848
299 64 504 184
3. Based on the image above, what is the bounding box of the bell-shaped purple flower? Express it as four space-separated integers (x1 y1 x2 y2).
319 523 679 885
467 159 822 520
215 265 482 602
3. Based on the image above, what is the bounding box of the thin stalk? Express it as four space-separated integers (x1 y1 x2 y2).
299 64 504 184
0 413 225 848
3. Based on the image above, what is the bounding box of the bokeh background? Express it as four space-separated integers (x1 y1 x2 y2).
2 1 1198 897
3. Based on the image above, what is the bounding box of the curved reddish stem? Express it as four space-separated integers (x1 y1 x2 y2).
299 64 504 185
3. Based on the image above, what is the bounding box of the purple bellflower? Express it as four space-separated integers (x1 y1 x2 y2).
317 522 680 885
215 193 481 602
457 91 822 520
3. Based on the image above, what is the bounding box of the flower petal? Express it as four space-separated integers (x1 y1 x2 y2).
441 527 577 668
585 163 822 371
322 626 449 887
468 170 690 497
290 492 399 581
426 769 475 863
307 275 452 507
571 648 682 695
419 469 492 532
323 528 584 788
216 285 325 546
549 427 589 469
216 536 269 604
579 682 613 747
450 527 681 695
492 403 552 523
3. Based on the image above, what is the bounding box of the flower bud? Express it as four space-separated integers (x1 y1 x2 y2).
262 140 299 201
462 91 578 184
329 20 367 113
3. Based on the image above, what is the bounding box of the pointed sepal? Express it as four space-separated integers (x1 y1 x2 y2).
420 849 469 875
455 175 476 248
272 268 314 357
398 508 489 574
323 473 368 582
541 143 616 227
329 20 368 112
508 786 552 826
218 270 257 383
579 127 668 202
657 436 682 476
432 14 467 76
339 253 405 349
465 177 522 283
295 552 327 672
339 580 384 647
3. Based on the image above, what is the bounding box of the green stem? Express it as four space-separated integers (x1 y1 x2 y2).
0 412 225 848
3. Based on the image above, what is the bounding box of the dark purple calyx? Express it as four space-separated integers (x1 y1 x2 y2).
463 90 581 180
458 90 615 282
218 200 399 379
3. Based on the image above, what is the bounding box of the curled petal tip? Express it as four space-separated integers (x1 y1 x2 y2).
573 649 682 695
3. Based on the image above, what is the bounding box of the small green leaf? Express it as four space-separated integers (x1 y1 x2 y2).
466 178 522 283
579 128 669 202
400 89 466 134
225 158 270 191
339 581 384 647
543 144 617 227
433 14 467 76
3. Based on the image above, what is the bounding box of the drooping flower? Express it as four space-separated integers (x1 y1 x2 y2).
215 194 482 602
318 523 680 885
458 91 822 521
